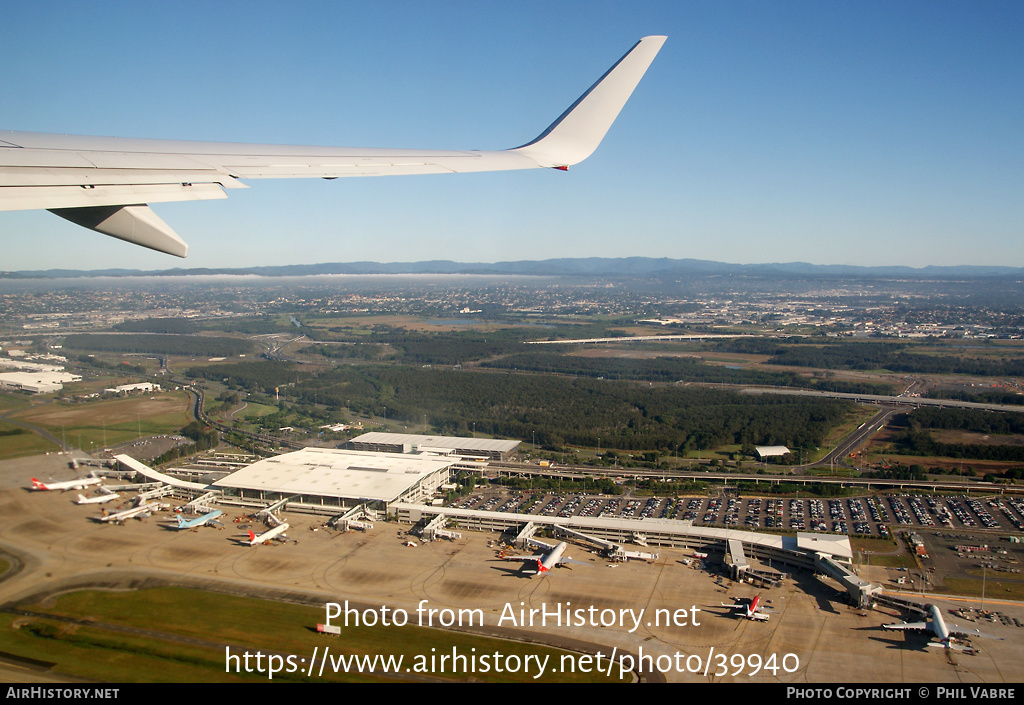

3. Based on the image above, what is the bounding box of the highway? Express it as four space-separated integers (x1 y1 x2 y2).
741 386 1024 414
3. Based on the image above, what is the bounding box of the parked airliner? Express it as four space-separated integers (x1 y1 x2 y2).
173 510 224 530
97 502 165 523
75 487 120 504
723 595 773 621
248 522 290 546
31 476 102 492
500 540 589 577
884 603 1002 651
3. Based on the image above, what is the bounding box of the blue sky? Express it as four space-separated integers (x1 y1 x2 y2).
3 1 1022 271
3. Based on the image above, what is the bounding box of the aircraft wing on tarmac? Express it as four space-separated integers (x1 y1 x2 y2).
0 36 666 258
75 487 120 504
97 501 166 523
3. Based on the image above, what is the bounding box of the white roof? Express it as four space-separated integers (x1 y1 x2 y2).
755 445 791 457
797 532 854 560
114 454 209 490
351 432 520 454
213 447 455 503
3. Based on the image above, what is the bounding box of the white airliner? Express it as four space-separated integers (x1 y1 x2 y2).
0 36 666 258
500 540 589 577
75 487 120 504
173 509 224 530
723 595 774 622
248 522 290 546
883 603 1002 651
31 476 102 492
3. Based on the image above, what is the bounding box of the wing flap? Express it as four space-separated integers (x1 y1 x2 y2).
50 205 189 257
0 183 227 212
883 621 929 631
0 167 243 189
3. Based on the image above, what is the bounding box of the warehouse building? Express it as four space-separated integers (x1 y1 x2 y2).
349 432 520 461
0 370 81 394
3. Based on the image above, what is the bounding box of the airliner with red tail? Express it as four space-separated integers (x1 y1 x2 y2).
500 540 589 577
31 476 102 492
723 595 774 621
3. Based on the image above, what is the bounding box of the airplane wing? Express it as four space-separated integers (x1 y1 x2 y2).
947 624 1002 640
0 36 666 258
500 553 547 562
557 558 591 568
883 621 929 631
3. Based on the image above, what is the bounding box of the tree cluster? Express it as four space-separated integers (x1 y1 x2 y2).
64 333 255 358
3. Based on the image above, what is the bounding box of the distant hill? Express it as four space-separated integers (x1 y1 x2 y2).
4 257 1024 280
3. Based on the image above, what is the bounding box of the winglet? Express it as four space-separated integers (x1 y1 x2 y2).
513 35 666 168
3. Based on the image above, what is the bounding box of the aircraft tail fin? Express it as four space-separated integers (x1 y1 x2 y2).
31 478 45 490
513 35 666 168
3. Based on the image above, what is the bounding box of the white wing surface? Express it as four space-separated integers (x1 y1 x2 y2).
0 36 666 258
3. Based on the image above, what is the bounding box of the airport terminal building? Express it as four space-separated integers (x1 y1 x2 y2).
210 446 458 512
116 438 878 607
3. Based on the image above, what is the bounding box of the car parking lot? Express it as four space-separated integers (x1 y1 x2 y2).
448 488 1024 538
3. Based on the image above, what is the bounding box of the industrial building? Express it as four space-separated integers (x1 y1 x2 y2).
755 445 791 459
105 382 161 395
0 370 81 394
0 358 81 394
349 432 520 461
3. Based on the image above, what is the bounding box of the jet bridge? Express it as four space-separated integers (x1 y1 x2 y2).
814 553 883 609
554 524 617 551
329 504 376 532
257 495 296 525
872 591 929 616
103 481 164 492
421 514 461 541
184 489 223 513
553 525 658 562
725 539 784 586
137 485 176 501
513 522 541 549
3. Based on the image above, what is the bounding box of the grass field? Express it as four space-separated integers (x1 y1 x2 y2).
0 422 57 459
942 577 1024 602
0 587 626 683
6 392 191 452
237 401 279 419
